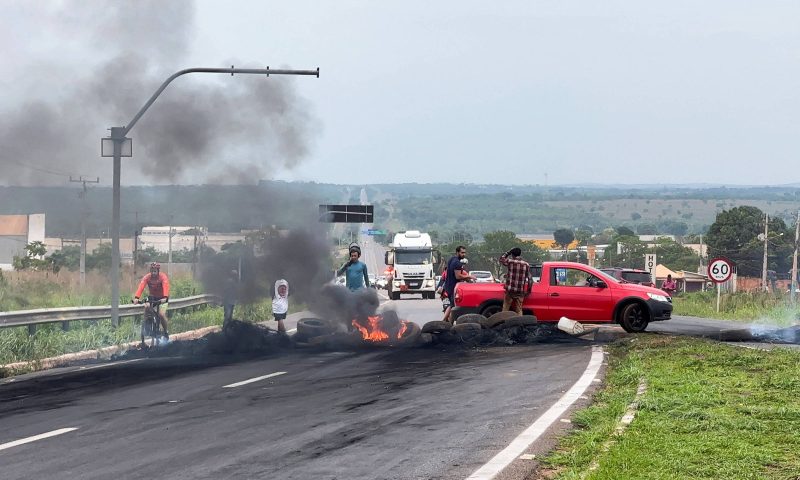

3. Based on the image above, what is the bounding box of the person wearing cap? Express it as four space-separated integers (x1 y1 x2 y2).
337 245 370 291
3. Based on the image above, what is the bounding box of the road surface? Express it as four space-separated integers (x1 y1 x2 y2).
4 265 794 478
0 298 599 480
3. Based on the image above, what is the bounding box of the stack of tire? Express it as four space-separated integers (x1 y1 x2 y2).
420 311 540 345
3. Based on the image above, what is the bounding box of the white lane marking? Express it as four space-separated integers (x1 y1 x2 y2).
287 328 297 334
0 428 78 452
79 359 145 371
222 371 287 388
465 345 605 480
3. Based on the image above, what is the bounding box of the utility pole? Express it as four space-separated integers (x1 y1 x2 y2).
792 210 799 304
133 211 139 279
168 216 174 277
70 176 100 286
762 213 769 292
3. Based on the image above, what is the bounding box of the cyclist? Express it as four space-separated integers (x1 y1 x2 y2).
133 262 171 340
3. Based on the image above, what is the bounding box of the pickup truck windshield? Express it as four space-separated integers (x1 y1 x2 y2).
395 250 432 265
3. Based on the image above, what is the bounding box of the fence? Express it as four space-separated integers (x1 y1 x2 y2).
0 294 218 333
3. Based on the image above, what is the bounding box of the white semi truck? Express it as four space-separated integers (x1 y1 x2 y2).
384 231 440 300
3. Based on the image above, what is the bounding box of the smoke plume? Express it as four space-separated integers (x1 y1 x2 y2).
0 0 318 185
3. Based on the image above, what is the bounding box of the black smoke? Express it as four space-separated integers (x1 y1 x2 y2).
0 0 318 186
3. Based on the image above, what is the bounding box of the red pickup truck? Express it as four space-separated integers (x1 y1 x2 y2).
452 261 672 332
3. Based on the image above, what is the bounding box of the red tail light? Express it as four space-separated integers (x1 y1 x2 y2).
454 286 462 304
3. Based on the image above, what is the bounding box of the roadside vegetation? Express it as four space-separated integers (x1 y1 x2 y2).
672 291 800 325
542 335 800 479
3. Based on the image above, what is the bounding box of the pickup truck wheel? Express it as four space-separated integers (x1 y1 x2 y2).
391 292 401 301
619 303 649 333
479 303 503 317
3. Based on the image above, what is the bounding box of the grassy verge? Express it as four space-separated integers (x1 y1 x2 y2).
0 272 201 311
541 336 800 479
672 291 800 324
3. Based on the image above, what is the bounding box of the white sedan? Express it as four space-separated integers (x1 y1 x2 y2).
471 271 495 283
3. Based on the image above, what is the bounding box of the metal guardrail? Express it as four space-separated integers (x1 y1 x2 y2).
0 294 219 329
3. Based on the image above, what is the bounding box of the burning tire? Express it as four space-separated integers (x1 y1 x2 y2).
394 321 422 345
422 320 453 334
504 315 538 328
297 317 334 338
480 311 518 329
455 314 484 326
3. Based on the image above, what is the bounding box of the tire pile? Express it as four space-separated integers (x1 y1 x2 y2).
292 311 581 349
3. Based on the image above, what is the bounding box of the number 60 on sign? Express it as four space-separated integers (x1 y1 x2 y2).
708 257 733 283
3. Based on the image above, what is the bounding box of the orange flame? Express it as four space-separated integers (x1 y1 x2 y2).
352 315 410 343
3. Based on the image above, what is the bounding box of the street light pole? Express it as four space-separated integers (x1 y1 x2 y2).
104 66 319 326
792 210 799 304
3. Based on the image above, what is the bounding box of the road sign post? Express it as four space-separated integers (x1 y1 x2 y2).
708 257 733 313
644 253 657 285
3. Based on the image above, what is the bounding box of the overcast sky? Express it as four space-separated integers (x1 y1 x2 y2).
2 1 799 186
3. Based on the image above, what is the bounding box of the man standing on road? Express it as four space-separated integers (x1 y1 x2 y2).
337 244 370 291
443 245 476 322
499 247 532 315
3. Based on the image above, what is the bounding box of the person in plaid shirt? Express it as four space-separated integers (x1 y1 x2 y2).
499 247 532 315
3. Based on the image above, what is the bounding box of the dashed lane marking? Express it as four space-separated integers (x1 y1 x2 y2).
0 428 79 452
222 371 287 388
465 345 605 480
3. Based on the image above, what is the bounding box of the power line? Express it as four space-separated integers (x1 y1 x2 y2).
5 158 73 177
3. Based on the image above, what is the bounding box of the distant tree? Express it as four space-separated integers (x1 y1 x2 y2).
706 206 792 276
603 235 647 269
660 220 689 236
553 228 575 249
574 227 593 247
652 238 701 272
86 243 113 271
637 224 657 235
616 226 635 237
12 241 49 271
631 212 642 221
48 245 81 273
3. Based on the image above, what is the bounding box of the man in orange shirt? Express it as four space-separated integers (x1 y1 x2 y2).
134 262 171 340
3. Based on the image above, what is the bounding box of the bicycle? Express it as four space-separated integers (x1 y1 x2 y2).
138 296 165 348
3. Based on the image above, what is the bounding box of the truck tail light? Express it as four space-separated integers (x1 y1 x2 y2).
454 288 462 304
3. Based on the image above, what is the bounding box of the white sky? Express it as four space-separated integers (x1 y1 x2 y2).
3 1 800 186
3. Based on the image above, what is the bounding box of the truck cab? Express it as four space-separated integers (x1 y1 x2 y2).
385 231 439 300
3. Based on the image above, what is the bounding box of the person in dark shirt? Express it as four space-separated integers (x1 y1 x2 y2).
442 245 476 323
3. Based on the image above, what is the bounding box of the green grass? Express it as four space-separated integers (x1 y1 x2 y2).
673 291 800 325
0 273 201 311
542 336 800 479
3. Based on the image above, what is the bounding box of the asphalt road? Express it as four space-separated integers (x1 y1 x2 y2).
5 271 795 479
0 298 597 480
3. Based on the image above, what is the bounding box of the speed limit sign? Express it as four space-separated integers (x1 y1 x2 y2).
708 257 733 283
